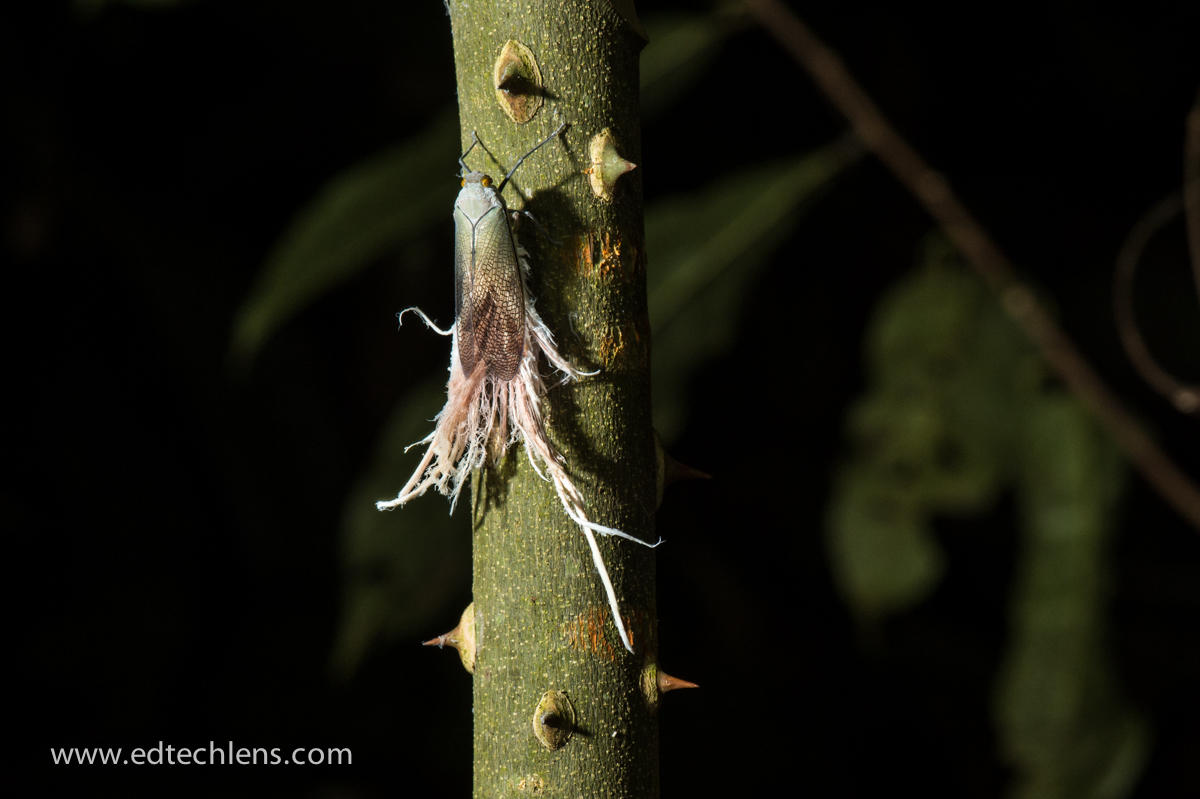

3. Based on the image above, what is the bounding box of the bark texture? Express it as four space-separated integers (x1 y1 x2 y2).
446 2 659 797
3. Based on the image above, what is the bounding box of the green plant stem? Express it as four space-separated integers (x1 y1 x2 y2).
446 2 659 796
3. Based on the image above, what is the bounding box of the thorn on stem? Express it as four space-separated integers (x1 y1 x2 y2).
533 691 576 750
657 670 700 693
641 663 700 708
586 127 637 202
664 452 712 486
422 603 476 674
655 430 712 508
493 40 543 124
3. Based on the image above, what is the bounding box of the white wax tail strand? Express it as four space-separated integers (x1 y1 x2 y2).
398 307 453 336
580 525 634 654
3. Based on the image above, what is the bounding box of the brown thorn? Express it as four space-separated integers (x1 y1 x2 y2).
421 633 450 649
657 670 700 693
664 451 712 486
494 60 523 92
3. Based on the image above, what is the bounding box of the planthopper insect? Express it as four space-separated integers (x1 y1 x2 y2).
376 123 658 654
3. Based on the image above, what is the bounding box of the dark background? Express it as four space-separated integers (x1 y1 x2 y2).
10 1 1199 796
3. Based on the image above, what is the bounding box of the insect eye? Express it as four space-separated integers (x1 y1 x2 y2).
480 176 492 187
460 179 466 187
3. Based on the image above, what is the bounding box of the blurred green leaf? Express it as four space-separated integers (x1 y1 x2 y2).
828 241 1146 796
231 112 457 364
994 397 1147 799
826 468 945 620
641 9 746 114
331 376 470 678
647 136 862 439
827 241 1038 617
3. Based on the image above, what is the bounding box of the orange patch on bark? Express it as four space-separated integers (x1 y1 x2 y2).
564 606 651 658
578 231 630 280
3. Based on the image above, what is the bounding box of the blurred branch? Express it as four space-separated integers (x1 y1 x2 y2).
1113 193 1199 414
742 0 1200 532
1186 93 1200 306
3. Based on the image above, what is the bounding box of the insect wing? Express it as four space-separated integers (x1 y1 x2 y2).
454 199 525 381
453 201 475 366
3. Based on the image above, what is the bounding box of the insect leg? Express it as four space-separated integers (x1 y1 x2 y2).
510 208 561 246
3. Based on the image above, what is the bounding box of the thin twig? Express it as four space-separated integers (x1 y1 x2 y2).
742 0 1200 531
1113 193 1199 414
1185 93 1200 306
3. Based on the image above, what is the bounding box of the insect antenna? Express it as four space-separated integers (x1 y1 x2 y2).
457 131 481 176
497 121 568 194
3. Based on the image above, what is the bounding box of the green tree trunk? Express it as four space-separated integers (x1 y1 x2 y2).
446 2 660 797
